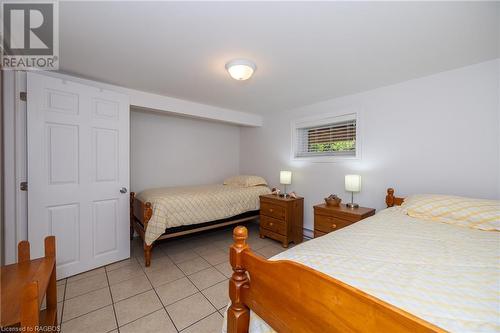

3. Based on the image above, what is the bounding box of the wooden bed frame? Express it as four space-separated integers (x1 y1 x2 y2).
130 192 260 267
227 188 445 333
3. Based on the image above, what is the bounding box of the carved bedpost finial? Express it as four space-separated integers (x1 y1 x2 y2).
386 188 395 207
144 202 153 224
233 226 248 248
228 226 250 333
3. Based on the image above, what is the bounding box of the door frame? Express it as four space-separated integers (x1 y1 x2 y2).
3 70 28 264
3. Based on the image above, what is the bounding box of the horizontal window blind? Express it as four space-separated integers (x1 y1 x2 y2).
295 118 356 157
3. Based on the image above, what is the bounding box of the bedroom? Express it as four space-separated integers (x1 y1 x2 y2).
0 1 499 333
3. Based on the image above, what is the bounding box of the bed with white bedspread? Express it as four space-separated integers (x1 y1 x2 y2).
223 205 500 333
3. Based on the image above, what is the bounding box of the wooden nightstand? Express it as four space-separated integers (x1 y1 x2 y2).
259 194 304 247
313 204 375 238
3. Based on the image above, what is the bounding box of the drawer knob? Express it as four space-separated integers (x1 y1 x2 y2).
269 222 273 226
269 208 273 212
331 224 337 229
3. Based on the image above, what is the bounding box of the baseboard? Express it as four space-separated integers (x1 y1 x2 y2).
303 228 313 239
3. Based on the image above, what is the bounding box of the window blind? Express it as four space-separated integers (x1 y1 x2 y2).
295 118 356 157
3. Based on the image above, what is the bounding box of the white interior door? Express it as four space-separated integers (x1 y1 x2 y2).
27 72 130 278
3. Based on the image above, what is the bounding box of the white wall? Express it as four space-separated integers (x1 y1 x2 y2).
240 59 500 233
498 59 500 197
130 109 240 193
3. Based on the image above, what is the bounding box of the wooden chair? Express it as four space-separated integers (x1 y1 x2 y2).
1 236 58 331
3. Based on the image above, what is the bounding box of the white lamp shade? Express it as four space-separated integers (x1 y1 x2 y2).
225 59 256 80
345 174 361 192
280 171 292 185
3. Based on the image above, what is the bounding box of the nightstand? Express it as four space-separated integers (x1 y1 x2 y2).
313 204 375 238
259 194 304 247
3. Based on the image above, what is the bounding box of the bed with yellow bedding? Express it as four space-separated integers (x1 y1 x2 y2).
131 175 271 266
137 184 271 245
224 191 500 333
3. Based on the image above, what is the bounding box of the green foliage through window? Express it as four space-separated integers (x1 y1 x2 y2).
308 140 355 152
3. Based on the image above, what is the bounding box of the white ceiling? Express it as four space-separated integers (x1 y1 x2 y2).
59 1 499 114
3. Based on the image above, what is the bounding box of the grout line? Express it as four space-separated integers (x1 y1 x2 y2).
177 310 219 332
105 264 121 333
63 282 110 301
158 242 227 331
135 250 180 333
115 308 166 331
59 280 67 329
169 258 219 332
182 265 225 316
61 303 112 325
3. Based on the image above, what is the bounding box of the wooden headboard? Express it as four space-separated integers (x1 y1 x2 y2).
385 188 405 207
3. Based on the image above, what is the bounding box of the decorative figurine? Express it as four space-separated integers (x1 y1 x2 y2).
324 194 342 207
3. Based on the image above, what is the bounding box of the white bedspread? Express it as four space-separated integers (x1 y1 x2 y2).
136 184 270 245
224 207 500 333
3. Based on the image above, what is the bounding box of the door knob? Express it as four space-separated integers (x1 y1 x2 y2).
120 187 128 194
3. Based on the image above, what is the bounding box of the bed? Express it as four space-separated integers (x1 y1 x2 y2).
225 188 500 333
130 176 271 266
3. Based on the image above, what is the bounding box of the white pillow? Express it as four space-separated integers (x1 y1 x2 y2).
402 194 500 231
223 175 268 187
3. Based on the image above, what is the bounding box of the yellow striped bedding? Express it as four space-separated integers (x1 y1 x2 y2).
401 194 500 231
136 184 271 245
223 207 500 333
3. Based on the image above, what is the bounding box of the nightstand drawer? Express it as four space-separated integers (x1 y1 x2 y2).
261 202 286 220
260 215 286 235
315 215 352 233
314 230 327 238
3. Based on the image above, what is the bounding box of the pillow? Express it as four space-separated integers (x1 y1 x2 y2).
223 175 268 187
402 194 500 231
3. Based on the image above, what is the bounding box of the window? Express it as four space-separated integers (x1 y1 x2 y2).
293 113 358 159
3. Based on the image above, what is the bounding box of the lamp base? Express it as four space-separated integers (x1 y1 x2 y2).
346 202 359 209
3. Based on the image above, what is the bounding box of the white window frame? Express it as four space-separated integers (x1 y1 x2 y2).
290 110 361 163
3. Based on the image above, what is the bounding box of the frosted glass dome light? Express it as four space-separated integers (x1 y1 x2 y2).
225 59 256 81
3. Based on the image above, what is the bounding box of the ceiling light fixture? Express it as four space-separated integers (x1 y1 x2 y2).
225 59 256 81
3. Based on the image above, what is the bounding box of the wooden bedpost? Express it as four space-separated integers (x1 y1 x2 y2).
386 188 405 207
228 226 250 333
386 188 395 207
143 202 154 267
144 243 152 267
130 192 136 240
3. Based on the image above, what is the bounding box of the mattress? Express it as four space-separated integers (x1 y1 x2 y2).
136 184 271 245
223 207 500 333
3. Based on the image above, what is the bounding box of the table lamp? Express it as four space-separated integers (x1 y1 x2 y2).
345 174 361 208
280 171 292 196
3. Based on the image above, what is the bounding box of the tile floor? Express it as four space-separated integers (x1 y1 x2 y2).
56 222 289 333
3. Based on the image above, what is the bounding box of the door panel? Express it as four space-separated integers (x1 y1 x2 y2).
48 203 80 266
28 72 130 278
46 89 79 115
93 199 118 257
92 128 118 182
92 98 120 120
46 123 79 184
